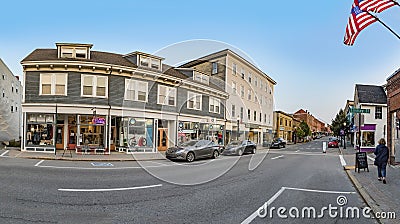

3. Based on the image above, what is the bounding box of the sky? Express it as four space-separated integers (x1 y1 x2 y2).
1 0 400 125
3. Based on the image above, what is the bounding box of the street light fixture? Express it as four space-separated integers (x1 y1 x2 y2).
236 116 240 141
343 122 347 149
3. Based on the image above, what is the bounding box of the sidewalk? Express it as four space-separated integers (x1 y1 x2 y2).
1 147 166 161
340 146 399 224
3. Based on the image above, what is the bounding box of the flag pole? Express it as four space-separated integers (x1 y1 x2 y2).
367 11 400 40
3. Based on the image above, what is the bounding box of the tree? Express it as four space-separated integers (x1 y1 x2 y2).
331 109 347 136
299 121 311 137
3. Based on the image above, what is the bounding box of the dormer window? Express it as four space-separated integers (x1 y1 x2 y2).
139 55 161 70
151 58 160 70
140 56 149 67
61 47 88 59
56 43 92 59
193 72 209 84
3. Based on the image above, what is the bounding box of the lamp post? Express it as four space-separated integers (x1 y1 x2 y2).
236 116 240 141
343 122 347 149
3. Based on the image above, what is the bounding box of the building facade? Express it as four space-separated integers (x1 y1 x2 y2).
352 84 387 152
0 58 22 142
293 109 325 138
21 43 228 153
180 49 276 144
273 111 293 142
386 70 400 164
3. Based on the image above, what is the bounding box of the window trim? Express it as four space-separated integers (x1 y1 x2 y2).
157 84 176 106
39 73 68 96
209 97 221 114
375 106 383 119
124 79 148 102
80 74 108 98
187 91 202 110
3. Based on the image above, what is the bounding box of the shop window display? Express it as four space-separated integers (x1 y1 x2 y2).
362 131 375 147
26 114 54 146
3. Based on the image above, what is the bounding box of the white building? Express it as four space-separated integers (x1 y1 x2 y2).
0 58 22 142
352 84 387 152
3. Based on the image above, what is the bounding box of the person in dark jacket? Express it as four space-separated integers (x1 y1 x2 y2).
374 138 389 184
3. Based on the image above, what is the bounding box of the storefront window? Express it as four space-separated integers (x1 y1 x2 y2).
78 115 106 146
362 131 375 147
26 114 55 146
120 118 153 150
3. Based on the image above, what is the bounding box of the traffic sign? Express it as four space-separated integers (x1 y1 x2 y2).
349 108 370 114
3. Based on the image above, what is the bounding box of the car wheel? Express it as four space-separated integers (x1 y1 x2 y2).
212 150 219 159
278 144 281 149
283 144 286 148
252 147 256 154
238 149 243 156
186 152 195 162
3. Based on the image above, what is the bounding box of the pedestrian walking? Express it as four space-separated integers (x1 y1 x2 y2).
374 138 389 184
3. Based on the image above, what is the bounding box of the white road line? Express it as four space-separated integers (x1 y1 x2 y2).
0 150 9 157
269 151 336 157
339 155 347 166
241 186 356 224
271 155 284 160
58 184 163 192
34 160 45 167
241 187 285 224
284 187 356 195
367 156 375 162
37 164 173 170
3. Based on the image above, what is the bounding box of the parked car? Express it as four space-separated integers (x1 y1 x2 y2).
328 137 339 148
222 140 256 156
165 140 222 162
269 138 286 149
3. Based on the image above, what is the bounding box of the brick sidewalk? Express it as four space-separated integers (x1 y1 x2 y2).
341 147 399 224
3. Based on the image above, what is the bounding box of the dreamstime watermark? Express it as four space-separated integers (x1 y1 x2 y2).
257 195 396 220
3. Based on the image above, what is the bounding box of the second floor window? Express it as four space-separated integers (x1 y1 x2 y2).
209 97 221 113
254 111 257 121
240 85 244 98
40 73 68 96
232 104 236 118
240 107 244 120
375 106 382 119
81 75 107 98
187 92 202 110
248 89 252 101
248 109 251 120
212 62 218 74
158 85 176 106
125 79 148 102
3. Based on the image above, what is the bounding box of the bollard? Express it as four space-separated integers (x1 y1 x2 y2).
322 142 326 153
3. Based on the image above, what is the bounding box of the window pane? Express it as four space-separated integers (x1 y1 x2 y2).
75 48 87 58
84 76 93 86
83 86 93 95
42 84 51 94
188 100 194 108
41 74 52 84
96 87 106 96
168 96 175 105
159 95 166 104
55 74 66 85
55 85 65 95
138 91 146 101
126 90 135 100
97 77 106 87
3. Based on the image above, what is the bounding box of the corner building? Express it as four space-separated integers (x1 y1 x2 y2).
21 43 228 153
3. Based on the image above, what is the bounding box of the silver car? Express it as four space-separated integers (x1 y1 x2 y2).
166 140 221 162
222 140 257 156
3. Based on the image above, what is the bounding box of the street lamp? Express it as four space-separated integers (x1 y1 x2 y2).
343 122 347 149
236 116 240 141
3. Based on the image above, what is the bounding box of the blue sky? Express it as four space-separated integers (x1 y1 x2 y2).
1 0 400 124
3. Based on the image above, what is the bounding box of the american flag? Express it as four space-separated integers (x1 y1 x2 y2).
344 3 377 45
357 0 397 13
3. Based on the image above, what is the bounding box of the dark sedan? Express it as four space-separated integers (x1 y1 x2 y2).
269 138 286 149
165 140 222 162
222 140 256 156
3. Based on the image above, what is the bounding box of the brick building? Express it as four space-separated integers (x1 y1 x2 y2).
386 70 400 165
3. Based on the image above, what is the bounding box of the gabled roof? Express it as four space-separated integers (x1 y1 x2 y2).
179 48 277 85
355 84 387 104
294 109 307 114
21 49 136 68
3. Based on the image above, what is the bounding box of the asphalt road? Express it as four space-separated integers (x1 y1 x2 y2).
0 137 377 223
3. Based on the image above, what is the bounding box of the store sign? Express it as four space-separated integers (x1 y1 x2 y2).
92 117 106 125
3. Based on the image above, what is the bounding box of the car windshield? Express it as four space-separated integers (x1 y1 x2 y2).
228 141 241 146
179 140 198 147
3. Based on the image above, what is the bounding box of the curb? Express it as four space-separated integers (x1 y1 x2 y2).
344 170 383 224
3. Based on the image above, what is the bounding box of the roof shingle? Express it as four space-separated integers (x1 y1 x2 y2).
355 84 387 104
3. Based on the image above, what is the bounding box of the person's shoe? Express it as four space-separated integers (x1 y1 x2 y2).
378 178 382 181
383 179 387 184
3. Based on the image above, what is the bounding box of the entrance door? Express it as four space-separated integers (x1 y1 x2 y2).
157 128 168 151
68 126 77 149
56 126 64 150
